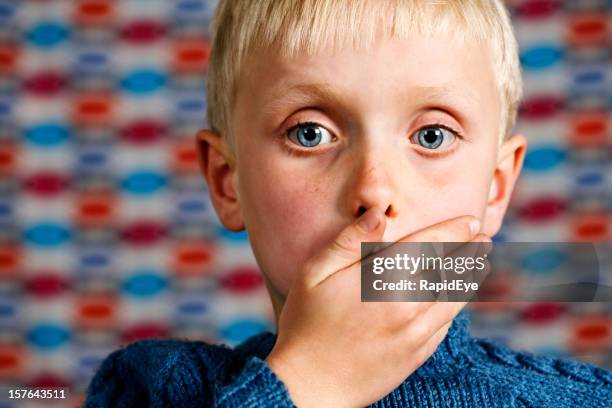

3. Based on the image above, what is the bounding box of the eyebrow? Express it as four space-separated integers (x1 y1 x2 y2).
261 81 479 128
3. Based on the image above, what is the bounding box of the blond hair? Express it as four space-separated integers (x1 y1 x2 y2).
206 0 523 155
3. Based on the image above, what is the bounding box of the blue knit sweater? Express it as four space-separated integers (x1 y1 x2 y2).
84 312 612 407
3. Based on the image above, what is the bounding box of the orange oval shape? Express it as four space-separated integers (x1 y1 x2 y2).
171 241 215 276
572 213 609 241
0 246 20 279
75 192 116 227
72 92 114 125
171 38 211 73
567 14 608 45
73 0 115 25
75 294 117 329
171 140 200 173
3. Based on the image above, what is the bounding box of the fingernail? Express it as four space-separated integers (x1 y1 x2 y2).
358 209 380 233
469 219 480 235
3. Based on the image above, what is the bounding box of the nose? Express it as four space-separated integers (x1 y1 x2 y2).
348 147 399 220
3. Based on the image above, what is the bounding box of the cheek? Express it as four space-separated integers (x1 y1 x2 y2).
238 163 331 293
408 153 493 228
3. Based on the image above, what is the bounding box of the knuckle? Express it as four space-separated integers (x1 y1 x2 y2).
409 320 430 343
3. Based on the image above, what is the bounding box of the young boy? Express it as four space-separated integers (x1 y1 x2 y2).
84 0 612 407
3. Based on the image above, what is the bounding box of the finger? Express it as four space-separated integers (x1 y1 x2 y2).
398 301 466 346
401 215 481 243
301 206 387 289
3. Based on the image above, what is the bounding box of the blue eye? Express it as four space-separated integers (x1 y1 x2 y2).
412 126 457 150
287 122 334 148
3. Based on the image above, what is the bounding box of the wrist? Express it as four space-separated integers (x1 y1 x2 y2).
265 350 350 408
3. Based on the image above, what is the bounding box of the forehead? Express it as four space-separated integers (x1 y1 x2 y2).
236 34 499 131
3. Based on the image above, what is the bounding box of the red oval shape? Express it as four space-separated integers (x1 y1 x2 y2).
122 323 169 344
521 303 566 324
171 140 199 173
519 95 565 120
221 267 263 292
121 120 167 144
0 345 23 378
178 247 210 265
75 192 116 228
0 246 20 278
23 171 70 196
171 38 211 72
571 111 607 137
24 72 68 96
28 373 69 388
0 45 19 73
25 273 70 297
573 215 609 241
121 20 167 43
568 14 608 44
515 0 561 19
519 197 566 222
577 323 609 340
122 221 167 245
78 1 112 17
0 145 17 174
74 0 115 25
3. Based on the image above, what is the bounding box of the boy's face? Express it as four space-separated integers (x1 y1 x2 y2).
198 32 526 312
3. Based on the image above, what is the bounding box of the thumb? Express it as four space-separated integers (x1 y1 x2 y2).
302 206 386 288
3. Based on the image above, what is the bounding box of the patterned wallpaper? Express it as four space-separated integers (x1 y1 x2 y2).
0 0 610 406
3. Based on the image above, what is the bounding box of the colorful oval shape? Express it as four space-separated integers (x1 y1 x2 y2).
119 69 167 94
121 272 168 297
26 323 71 349
25 22 70 48
23 123 71 147
119 170 167 195
23 223 72 247
520 44 564 70
523 146 566 172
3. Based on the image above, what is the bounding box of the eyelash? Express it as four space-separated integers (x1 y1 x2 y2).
281 120 464 158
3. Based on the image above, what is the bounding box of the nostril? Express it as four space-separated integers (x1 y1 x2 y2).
357 206 367 216
385 205 393 217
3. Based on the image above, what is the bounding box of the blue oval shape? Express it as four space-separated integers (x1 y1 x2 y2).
573 68 605 86
0 302 16 318
520 45 564 70
120 170 167 195
177 195 208 214
575 171 604 187
120 70 167 94
0 99 11 117
26 22 70 48
79 252 111 268
521 248 567 274
174 0 211 20
0 199 12 218
176 0 205 12
27 323 71 349
79 150 108 167
177 98 205 112
122 272 168 297
0 1 16 22
177 299 208 316
78 51 108 66
219 318 271 343
523 146 567 172
24 123 71 147
24 223 72 247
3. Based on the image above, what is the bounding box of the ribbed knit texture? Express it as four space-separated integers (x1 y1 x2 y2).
84 311 612 407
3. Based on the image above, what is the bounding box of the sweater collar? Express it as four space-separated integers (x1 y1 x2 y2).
241 310 473 378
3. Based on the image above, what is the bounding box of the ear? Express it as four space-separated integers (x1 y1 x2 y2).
483 134 528 237
195 129 244 231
